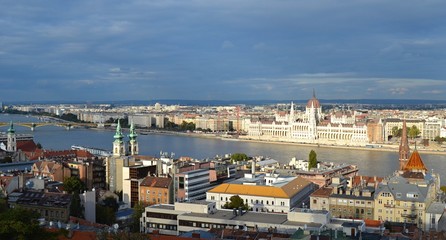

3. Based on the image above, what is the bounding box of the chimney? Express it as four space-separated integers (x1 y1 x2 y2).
251 160 255 176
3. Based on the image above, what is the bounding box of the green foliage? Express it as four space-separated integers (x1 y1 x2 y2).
223 195 249 211
230 153 249 162
97 230 149 240
59 113 80 122
96 204 116 225
106 117 129 128
308 150 318 170
0 156 13 164
180 121 195 131
103 196 119 212
0 207 57 240
63 176 85 194
408 125 420 139
434 136 446 144
391 126 403 138
96 196 119 225
130 203 145 233
70 193 83 218
0 198 8 213
164 121 179 130
441 186 446 193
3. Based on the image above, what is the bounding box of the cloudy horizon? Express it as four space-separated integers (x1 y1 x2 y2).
1 1 446 102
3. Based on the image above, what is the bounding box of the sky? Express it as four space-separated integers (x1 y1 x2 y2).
1 0 446 102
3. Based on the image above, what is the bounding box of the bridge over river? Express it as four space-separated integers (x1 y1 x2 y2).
0 121 111 131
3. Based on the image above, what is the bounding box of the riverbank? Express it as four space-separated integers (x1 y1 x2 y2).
136 129 446 156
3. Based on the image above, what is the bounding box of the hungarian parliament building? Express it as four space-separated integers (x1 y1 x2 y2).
245 93 373 146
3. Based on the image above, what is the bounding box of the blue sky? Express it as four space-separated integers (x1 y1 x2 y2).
1 0 446 102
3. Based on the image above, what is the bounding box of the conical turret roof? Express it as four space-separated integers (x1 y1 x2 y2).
114 120 123 140
128 122 137 139
7 121 15 134
403 150 427 172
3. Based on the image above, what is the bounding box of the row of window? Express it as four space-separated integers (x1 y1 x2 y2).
179 220 228 229
146 212 178 220
147 223 177 230
212 196 285 206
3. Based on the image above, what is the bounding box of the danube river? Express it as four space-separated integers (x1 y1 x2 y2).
1 114 446 182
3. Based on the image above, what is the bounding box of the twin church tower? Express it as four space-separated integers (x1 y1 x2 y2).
112 120 138 156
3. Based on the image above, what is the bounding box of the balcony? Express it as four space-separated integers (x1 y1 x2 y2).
401 213 417 219
384 204 394 208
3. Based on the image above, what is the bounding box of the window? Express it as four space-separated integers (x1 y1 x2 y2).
313 199 317 204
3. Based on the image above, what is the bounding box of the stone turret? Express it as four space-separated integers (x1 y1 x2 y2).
7 121 16 152
399 119 410 170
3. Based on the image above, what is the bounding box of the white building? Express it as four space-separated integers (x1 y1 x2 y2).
140 201 328 236
206 175 315 213
245 92 369 146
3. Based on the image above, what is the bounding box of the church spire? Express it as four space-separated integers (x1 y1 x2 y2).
128 121 139 155
113 119 125 156
7 121 16 152
289 101 295 122
399 119 410 170
313 88 316 99
114 119 123 142
7 121 15 134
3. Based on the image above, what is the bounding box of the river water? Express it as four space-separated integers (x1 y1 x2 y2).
1 114 445 182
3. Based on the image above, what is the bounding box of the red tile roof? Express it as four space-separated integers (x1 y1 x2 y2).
403 151 427 172
140 176 173 188
310 187 333 197
16 140 39 152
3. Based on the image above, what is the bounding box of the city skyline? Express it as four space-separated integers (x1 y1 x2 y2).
1 1 446 102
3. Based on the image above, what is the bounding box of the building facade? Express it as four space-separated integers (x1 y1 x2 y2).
245 93 369 146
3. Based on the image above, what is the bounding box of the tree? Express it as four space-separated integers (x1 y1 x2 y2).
96 204 116 225
0 156 12 164
391 126 403 138
308 150 318 170
0 207 57 240
70 193 83 218
63 177 85 218
230 153 249 162
60 113 80 122
408 125 420 139
97 231 149 240
130 202 145 232
223 195 249 211
434 136 446 144
96 196 119 225
63 176 85 194
180 121 195 131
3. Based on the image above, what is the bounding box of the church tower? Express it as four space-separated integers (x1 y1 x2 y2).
7 121 16 152
128 121 139 156
399 119 410 170
289 101 295 123
113 120 126 156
